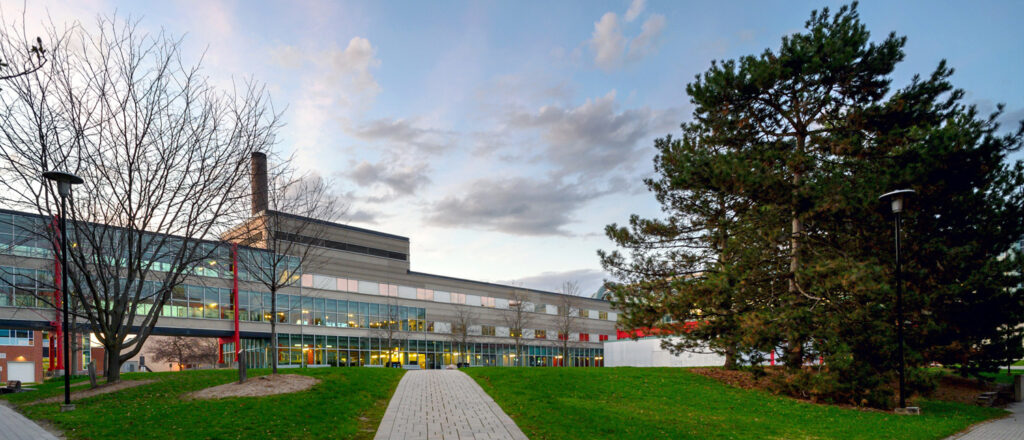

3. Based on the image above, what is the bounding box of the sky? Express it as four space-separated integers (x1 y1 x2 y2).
7 0 1023 295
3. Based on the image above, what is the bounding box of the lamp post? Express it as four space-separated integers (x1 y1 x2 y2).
879 189 916 414
43 171 83 412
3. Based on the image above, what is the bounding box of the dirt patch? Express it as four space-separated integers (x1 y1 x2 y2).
188 374 320 400
692 367 777 391
30 379 157 405
693 368 893 411
932 374 1001 405
692 367 1005 409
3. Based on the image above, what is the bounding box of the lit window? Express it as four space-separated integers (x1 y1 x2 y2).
598 311 608 320
534 329 546 339
417 288 434 301
481 325 496 336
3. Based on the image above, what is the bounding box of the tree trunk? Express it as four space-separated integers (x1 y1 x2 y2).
105 348 122 383
271 289 278 374
786 137 805 370
724 347 738 370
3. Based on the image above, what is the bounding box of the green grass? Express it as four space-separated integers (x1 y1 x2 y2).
1013 359 1024 366
3 368 404 440
978 369 1024 384
464 367 1006 440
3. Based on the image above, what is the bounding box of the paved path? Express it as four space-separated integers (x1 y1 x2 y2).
374 370 528 440
0 401 59 440
948 401 1024 440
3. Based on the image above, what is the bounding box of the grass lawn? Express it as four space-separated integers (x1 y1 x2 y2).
464 367 1006 440
978 369 1024 384
2 367 404 440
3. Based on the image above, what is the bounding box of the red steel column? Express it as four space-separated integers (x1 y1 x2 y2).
233 243 240 361
51 216 63 371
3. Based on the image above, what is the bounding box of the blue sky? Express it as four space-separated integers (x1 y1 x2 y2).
13 0 1024 295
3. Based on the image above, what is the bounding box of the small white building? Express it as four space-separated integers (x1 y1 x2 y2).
604 337 725 367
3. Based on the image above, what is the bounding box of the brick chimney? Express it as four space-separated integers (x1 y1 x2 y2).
250 152 268 215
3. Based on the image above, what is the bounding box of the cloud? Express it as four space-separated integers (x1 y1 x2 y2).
590 13 626 70
587 6 666 70
501 268 609 297
423 176 606 236
346 207 383 225
346 159 432 199
627 14 666 61
271 37 382 170
345 117 454 154
506 90 678 177
624 0 646 22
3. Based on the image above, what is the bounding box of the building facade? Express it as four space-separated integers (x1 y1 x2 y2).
0 156 617 379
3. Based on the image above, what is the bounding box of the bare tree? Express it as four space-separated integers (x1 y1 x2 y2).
554 281 583 367
224 154 343 375
503 289 532 367
448 306 477 365
150 336 218 370
369 296 403 366
0 17 280 382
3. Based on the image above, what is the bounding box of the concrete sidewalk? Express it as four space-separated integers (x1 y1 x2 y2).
374 370 528 440
947 401 1024 440
0 400 59 440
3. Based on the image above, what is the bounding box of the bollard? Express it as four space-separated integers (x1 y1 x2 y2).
87 361 98 388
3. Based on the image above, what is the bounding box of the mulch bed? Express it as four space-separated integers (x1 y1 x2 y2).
692 367 1002 410
187 374 319 400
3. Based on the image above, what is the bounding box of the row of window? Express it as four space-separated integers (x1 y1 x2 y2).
299 273 615 321
226 334 606 368
0 329 33 346
1 265 613 343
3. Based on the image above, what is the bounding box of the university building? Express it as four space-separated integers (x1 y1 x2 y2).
0 154 616 381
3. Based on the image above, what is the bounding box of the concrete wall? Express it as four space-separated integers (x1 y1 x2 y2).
604 337 725 367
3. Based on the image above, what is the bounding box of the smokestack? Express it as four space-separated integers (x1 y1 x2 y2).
250 152 268 215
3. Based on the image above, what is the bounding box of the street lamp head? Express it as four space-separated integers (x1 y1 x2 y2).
42 171 84 198
879 189 916 214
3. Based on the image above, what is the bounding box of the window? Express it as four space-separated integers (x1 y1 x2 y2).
533 303 546 313
450 293 466 304
0 329 33 346
510 328 522 338
357 280 379 295
599 334 609 341
481 325 496 336
480 297 495 308
300 274 313 288
579 333 590 342
534 329 546 339
558 332 568 341
598 310 608 320
416 288 434 301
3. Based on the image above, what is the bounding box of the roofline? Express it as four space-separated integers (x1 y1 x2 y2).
406 270 610 303
0 207 269 255
266 210 409 242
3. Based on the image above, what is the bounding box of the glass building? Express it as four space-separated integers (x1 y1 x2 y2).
0 168 617 371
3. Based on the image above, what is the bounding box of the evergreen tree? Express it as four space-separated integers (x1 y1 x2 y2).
603 1 1024 407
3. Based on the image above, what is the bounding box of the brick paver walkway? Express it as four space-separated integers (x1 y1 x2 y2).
947 401 1024 440
0 401 58 440
374 370 529 440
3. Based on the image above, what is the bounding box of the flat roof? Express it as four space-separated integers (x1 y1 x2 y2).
407 270 609 303
268 210 409 242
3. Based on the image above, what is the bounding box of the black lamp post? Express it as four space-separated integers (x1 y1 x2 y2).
42 170 83 412
879 189 915 413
